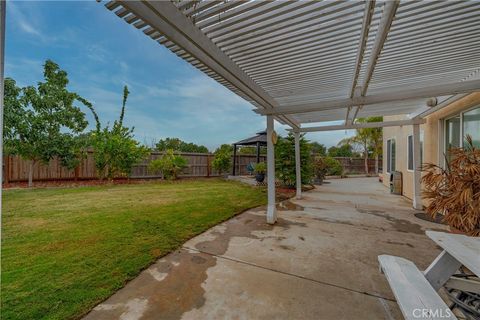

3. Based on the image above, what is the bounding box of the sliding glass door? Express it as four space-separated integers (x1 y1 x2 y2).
444 106 480 162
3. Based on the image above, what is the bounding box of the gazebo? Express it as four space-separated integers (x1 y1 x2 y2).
231 131 266 176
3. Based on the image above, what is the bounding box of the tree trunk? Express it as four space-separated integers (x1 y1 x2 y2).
375 154 379 175
364 151 369 175
28 160 35 188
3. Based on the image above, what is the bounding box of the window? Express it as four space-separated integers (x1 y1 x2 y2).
444 106 480 163
407 132 424 171
463 107 480 148
387 139 396 173
407 135 413 171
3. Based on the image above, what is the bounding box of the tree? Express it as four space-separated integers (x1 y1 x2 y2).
212 144 232 175
327 144 354 157
4 61 89 187
275 133 313 186
3 78 25 155
155 137 209 153
87 86 149 180
310 141 327 156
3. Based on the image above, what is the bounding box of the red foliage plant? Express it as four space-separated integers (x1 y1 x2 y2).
422 135 480 236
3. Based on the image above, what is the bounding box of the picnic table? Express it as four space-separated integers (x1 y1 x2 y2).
379 231 480 320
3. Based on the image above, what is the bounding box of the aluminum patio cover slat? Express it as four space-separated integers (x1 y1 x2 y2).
104 0 480 127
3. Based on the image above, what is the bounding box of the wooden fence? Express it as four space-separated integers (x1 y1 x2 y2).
2 152 380 183
2 152 266 183
334 157 382 174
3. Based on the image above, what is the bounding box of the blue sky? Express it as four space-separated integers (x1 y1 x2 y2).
5 1 353 151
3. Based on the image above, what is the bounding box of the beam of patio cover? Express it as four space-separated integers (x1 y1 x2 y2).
360 0 399 97
297 119 426 133
256 79 480 116
116 0 300 128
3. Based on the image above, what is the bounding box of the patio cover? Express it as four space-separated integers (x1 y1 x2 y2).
95 0 480 223
102 0 480 130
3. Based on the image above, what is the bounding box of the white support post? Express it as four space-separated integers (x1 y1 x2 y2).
412 124 422 210
266 115 277 224
294 131 302 200
0 1 6 230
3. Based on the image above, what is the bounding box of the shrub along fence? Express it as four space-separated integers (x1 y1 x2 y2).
2 152 380 183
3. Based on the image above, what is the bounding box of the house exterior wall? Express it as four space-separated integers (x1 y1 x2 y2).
382 92 480 204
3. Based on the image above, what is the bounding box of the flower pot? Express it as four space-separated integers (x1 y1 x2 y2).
255 173 265 183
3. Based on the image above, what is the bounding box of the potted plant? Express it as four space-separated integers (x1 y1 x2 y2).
313 156 327 185
422 135 480 236
253 162 267 183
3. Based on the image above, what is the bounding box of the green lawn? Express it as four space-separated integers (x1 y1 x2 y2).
1 179 266 320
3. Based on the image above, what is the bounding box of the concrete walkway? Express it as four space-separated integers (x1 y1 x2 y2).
85 177 448 320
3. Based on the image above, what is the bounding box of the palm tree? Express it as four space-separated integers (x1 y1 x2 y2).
338 117 383 174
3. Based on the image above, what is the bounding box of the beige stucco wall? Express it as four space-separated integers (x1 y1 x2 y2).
382 92 480 204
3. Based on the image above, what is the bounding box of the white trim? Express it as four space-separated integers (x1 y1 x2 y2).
297 119 425 133
256 80 480 116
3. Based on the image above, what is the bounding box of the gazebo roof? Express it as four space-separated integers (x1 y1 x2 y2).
233 131 267 146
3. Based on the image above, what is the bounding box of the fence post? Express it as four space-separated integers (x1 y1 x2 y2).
4 155 9 184
207 154 211 177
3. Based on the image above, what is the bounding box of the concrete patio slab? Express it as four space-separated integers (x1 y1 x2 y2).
85 177 448 320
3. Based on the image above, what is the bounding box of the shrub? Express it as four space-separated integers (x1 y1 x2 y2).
313 156 327 181
253 162 267 174
85 86 149 180
324 157 343 176
148 149 188 180
275 133 313 186
212 144 232 175
422 135 480 236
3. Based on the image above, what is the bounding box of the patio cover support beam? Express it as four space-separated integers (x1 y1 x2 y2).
0 1 5 222
346 0 375 125
294 131 302 200
360 0 399 97
296 119 426 133
119 0 299 129
266 115 277 224
256 79 480 116
350 0 375 99
232 144 237 176
412 124 422 210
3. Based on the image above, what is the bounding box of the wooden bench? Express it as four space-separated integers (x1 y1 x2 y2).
378 255 457 320
379 231 480 319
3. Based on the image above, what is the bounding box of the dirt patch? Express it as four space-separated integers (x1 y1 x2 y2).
276 200 305 211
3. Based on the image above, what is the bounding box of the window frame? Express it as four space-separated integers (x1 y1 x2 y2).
386 138 396 174
407 131 424 172
443 105 480 161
